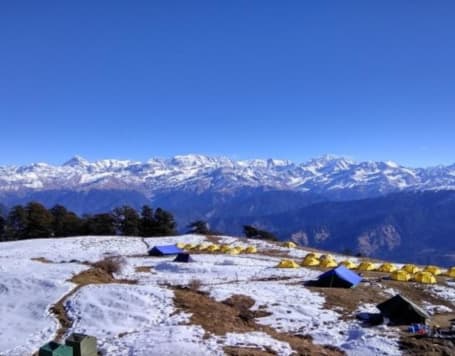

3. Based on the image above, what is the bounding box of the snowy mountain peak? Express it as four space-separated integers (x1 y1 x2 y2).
169 154 219 167
266 158 293 168
0 154 455 197
304 155 354 173
63 155 90 167
307 154 353 165
385 160 400 168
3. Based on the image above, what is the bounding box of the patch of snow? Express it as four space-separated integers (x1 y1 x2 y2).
222 332 293 355
0 259 86 355
99 325 220 356
206 282 401 356
66 284 184 338
0 236 147 263
422 302 452 315
427 284 455 306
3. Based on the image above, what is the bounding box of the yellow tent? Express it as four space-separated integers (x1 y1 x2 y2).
176 242 186 249
423 265 442 276
276 259 300 268
357 261 376 271
377 263 397 273
319 254 335 262
401 264 421 274
413 271 437 284
304 252 320 259
183 243 195 250
338 260 357 269
245 246 257 254
390 270 411 281
192 244 204 251
445 267 455 278
206 244 220 252
320 259 338 268
283 241 297 248
301 256 320 267
220 245 231 253
233 246 246 253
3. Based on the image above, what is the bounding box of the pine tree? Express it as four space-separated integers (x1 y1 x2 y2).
113 205 140 236
153 208 177 236
139 205 155 237
50 204 82 237
6 205 28 239
84 213 116 235
24 202 54 238
0 215 5 241
243 225 277 241
50 204 69 237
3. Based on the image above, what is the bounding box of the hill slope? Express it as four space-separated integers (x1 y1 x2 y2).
211 191 455 266
1 234 454 355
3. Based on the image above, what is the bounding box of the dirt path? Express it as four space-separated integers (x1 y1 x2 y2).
140 236 151 250
52 264 137 342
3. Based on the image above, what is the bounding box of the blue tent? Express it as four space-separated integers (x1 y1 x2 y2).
148 245 183 256
315 265 362 288
173 253 195 263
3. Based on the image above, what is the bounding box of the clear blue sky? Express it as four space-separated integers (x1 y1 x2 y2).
1 1 454 167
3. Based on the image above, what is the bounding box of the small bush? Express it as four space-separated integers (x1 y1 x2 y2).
92 256 125 275
188 278 202 291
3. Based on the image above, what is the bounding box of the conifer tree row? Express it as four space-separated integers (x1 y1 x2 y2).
0 202 177 241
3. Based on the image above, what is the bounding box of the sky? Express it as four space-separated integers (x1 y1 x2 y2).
1 1 454 167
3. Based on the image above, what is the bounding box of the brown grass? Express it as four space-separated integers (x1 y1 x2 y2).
259 249 291 259
306 283 390 319
251 276 295 283
304 277 455 354
91 256 125 275
400 335 455 356
49 287 80 341
306 275 455 324
206 235 224 244
224 346 276 355
135 266 153 273
31 257 53 263
172 287 344 355
69 267 114 285
188 278 202 291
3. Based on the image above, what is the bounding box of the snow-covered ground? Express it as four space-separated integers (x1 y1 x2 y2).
0 235 146 263
0 234 454 355
428 283 455 306
0 259 86 355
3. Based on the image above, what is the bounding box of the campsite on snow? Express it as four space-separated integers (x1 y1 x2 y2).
1 233 454 356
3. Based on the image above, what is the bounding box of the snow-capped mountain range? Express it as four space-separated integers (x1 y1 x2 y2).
2 155 455 266
1 154 455 197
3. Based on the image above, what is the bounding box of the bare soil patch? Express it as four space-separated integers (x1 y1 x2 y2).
400 335 455 356
251 276 295 283
224 346 276 355
172 287 344 355
206 235 224 244
135 266 154 273
91 256 125 275
307 283 388 319
259 249 291 259
31 257 53 263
